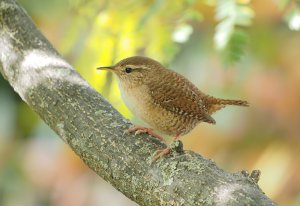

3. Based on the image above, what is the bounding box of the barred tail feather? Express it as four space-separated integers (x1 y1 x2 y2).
216 99 249 107
205 96 249 114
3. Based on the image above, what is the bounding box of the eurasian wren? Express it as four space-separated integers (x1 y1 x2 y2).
97 56 248 160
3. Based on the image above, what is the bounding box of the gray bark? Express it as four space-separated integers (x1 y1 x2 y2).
0 0 277 205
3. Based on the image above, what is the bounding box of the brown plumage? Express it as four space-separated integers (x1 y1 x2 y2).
97 56 248 159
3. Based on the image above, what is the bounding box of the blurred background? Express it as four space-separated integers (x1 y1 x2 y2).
1 0 300 205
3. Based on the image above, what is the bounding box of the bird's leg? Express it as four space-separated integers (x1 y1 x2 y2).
153 147 171 162
173 133 182 141
127 125 164 142
153 133 182 161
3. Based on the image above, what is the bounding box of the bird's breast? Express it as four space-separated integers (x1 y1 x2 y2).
118 83 151 119
118 81 200 136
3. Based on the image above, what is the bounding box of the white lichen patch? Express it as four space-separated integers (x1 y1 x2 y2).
71 138 80 146
16 49 89 98
163 177 174 186
0 1 17 11
215 183 241 204
39 101 48 108
95 110 106 116
21 50 71 71
56 122 67 142
0 34 18 81
110 121 120 128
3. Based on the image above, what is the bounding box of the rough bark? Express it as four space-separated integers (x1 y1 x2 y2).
0 0 277 205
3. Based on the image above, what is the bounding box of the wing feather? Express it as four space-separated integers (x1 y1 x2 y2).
148 70 215 124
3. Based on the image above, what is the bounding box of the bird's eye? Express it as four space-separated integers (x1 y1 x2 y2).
125 67 132 73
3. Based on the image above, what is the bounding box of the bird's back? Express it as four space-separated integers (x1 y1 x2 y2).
144 68 216 136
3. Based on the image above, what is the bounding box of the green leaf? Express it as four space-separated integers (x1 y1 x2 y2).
222 30 248 65
285 7 300 31
215 0 253 64
215 0 235 20
235 6 255 26
276 0 292 10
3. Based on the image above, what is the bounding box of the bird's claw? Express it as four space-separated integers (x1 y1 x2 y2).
134 130 142 135
123 130 129 136
152 147 171 162
126 125 164 142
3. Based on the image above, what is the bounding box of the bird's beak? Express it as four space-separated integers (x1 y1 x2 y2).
96 65 115 71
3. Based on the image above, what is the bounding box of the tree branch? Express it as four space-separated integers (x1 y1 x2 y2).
0 0 277 205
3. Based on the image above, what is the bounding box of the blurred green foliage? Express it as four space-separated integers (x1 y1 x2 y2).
215 0 254 64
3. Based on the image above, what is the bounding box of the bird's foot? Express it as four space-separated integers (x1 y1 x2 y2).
172 133 182 141
153 147 171 162
127 125 164 141
152 140 184 162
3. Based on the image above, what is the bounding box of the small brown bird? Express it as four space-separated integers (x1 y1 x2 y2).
97 56 248 160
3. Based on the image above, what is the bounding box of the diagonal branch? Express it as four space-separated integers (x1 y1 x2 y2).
0 0 276 205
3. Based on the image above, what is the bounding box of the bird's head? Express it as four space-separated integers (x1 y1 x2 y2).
97 56 164 88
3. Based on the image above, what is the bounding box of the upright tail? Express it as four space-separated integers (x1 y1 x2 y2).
204 96 249 114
